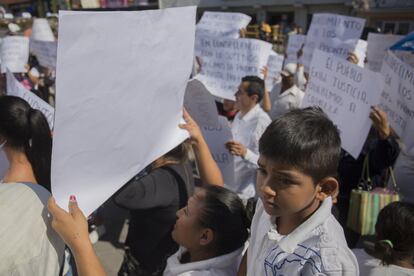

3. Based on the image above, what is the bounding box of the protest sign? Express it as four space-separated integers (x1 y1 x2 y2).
0 36 29 73
303 13 365 70
52 7 196 216
302 50 383 158
285 34 306 65
379 51 414 150
201 116 235 188
195 37 272 100
196 11 251 39
367 33 403 72
30 40 57 69
265 51 284 91
31 18 55 42
6 70 54 129
184 79 218 128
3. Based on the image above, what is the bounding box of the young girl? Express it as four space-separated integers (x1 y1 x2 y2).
353 202 414 276
0 96 64 275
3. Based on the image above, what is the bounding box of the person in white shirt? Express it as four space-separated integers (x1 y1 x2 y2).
353 202 414 276
269 63 305 120
238 107 358 276
225 76 271 199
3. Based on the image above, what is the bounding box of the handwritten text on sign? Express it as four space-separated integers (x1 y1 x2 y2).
265 51 284 91
285 34 306 65
302 50 383 158
1 36 30 73
195 37 272 100
379 51 414 150
6 70 55 129
303 14 365 70
196 11 251 39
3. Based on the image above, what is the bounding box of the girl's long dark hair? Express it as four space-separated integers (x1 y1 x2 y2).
0 96 52 191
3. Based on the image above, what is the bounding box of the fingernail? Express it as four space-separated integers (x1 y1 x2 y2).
69 195 76 202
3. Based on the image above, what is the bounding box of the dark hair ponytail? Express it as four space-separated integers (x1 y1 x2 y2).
0 96 52 191
374 202 414 266
198 185 250 256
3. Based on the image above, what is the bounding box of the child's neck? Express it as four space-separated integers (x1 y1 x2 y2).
181 248 216 264
276 198 321 235
393 258 414 270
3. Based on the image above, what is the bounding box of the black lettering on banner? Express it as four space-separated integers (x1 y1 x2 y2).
398 83 412 101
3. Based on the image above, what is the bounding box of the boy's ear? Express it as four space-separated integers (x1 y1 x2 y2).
199 228 214 246
316 177 339 203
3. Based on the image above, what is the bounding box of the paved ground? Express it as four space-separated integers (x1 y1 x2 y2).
93 199 129 276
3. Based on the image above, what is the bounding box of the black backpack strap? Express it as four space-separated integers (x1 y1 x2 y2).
161 165 189 208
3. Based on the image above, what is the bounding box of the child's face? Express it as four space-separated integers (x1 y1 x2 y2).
171 190 207 250
257 155 321 217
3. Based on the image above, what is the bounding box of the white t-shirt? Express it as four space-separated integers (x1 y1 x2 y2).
230 104 271 199
0 182 65 275
247 197 359 275
163 246 244 276
269 84 305 120
353 249 414 276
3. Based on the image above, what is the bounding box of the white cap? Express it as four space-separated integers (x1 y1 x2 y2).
29 67 40 78
280 63 297 77
8 23 21 33
21 12 32 18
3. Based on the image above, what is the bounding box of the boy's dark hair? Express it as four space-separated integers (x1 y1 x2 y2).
197 185 249 256
241 76 264 103
0 96 52 191
374 202 414 266
259 107 341 183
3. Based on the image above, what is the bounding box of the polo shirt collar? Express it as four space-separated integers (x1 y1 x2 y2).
268 197 333 254
237 104 259 122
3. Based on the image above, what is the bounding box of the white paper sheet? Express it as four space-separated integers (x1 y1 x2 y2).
184 79 219 128
29 40 57 69
195 37 272 100
302 14 365 71
6 70 55 129
265 51 284 91
31 18 55 42
302 50 383 158
196 11 251 39
201 116 235 188
0 36 29 73
367 33 404 72
285 34 306 65
379 51 414 151
52 7 196 215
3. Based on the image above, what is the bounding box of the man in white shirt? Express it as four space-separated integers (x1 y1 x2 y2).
269 63 305 120
225 76 271 200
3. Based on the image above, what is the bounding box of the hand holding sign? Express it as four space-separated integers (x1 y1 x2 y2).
370 106 391 140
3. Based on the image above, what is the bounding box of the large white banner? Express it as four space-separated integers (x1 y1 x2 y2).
379 51 414 150
265 51 284 91
196 11 251 39
52 7 196 215
195 37 272 100
303 14 365 70
0 36 29 73
367 33 404 72
302 50 383 158
184 79 218 128
201 116 235 189
30 40 57 69
285 34 306 65
6 70 55 129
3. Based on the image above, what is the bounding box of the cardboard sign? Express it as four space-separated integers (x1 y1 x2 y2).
285 34 306 65
201 116 235 189
196 11 251 39
265 51 284 91
303 13 365 70
30 40 57 69
52 7 196 215
0 36 29 73
367 33 403 72
31 18 55 42
302 50 383 158
184 79 219 128
379 51 414 150
6 70 54 129
195 37 272 100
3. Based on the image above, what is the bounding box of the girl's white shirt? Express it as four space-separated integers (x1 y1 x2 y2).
163 245 244 276
0 182 65 275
